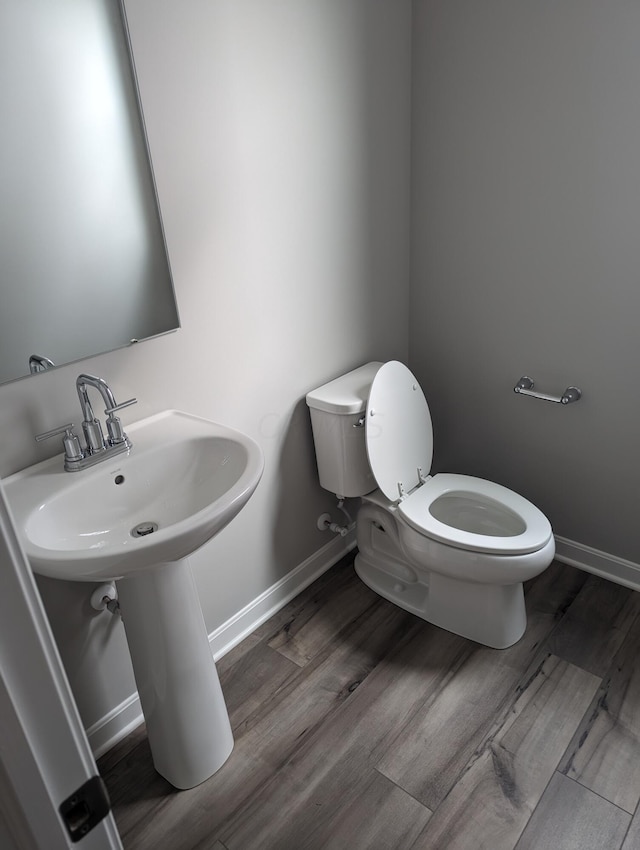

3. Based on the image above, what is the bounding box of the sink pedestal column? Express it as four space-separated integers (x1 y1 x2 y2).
116 558 233 789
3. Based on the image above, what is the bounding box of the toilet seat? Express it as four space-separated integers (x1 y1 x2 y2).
365 362 552 556
398 473 552 555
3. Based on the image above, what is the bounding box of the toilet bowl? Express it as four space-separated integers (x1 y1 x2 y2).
306 361 555 648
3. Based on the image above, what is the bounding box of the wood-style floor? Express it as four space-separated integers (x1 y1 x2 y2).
99 554 640 850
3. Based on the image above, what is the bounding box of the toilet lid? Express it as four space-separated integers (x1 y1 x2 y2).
365 361 433 501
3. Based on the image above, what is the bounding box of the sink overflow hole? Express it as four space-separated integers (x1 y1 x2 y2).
114 475 125 485
131 522 158 538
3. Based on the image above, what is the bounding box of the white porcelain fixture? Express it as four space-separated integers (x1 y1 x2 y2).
4 410 264 789
306 362 555 649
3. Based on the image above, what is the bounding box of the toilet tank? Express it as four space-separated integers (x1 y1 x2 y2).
306 362 382 498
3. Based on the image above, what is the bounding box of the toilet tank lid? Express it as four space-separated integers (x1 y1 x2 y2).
306 362 383 414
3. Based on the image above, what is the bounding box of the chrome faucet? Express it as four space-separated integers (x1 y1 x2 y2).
35 373 137 471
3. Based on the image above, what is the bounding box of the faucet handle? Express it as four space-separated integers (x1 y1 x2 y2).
104 398 137 447
35 422 76 442
35 423 83 462
104 397 137 415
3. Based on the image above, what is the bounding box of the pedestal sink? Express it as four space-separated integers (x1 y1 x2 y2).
3 410 264 789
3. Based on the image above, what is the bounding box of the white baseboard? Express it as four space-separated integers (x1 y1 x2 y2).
88 529 356 759
554 535 640 591
87 693 145 760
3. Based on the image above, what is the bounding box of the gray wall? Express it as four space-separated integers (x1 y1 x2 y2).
410 0 640 562
0 0 411 732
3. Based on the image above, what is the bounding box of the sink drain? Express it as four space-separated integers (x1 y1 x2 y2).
131 521 158 538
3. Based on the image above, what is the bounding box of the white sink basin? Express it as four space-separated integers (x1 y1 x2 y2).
3 409 264 581
4 408 265 789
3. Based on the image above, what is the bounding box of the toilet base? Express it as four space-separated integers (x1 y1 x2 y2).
354 551 526 649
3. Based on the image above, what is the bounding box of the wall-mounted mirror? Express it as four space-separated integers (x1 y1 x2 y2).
0 0 179 386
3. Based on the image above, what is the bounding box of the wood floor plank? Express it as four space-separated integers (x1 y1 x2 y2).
376 647 535 810
546 575 640 676
218 620 470 850
621 809 640 850
97 721 148 777
514 772 631 850
217 639 300 731
408 655 600 850
319 770 432 850
523 560 587 619
376 561 586 810
224 763 432 850
183 830 230 850
100 731 172 814
102 561 640 850
215 632 261 672
559 608 640 813
264 768 433 850
252 551 357 643
267 561 380 667
106 597 415 849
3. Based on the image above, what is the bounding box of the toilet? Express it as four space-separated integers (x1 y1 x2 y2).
306 361 555 648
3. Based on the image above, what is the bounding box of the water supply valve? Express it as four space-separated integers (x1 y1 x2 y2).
317 513 349 537
90 583 120 614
